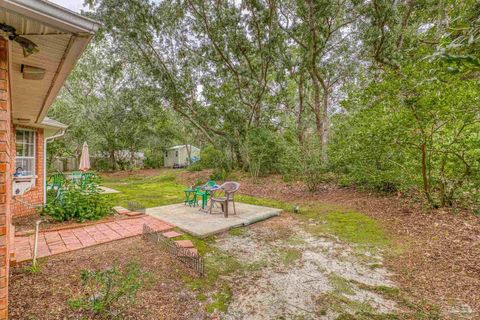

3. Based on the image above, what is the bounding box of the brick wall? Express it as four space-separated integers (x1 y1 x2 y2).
0 36 12 320
11 127 44 216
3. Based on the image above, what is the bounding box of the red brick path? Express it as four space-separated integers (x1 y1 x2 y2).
13 216 172 263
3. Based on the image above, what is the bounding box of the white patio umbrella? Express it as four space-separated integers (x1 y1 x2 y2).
78 142 91 172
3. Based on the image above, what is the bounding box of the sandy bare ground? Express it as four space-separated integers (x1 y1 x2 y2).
214 215 398 319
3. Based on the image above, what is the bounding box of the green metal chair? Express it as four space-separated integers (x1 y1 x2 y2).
80 172 97 191
71 171 83 185
184 188 197 207
196 180 217 209
54 187 66 205
46 172 66 190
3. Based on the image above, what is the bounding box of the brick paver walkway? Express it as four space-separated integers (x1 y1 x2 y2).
13 216 172 263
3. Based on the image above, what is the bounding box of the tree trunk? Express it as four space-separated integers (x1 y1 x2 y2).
421 143 433 205
185 143 192 165
297 75 306 145
321 90 329 163
109 150 116 171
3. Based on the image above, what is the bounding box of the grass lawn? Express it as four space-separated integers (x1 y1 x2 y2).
102 170 186 208
101 170 391 251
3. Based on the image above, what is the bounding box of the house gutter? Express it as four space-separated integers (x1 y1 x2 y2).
43 128 66 204
0 0 100 34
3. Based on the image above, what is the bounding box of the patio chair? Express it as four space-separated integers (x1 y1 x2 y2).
71 171 83 185
46 172 66 190
208 181 240 218
196 180 218 209
80 172 97 191
184 187 198 207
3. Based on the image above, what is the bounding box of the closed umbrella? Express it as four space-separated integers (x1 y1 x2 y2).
78 142 91 172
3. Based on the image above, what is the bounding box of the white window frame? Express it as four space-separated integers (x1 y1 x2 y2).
15 129 36 177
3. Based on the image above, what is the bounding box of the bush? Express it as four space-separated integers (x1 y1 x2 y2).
242 128 285 180
199 144 230 171
68 263 150 317
41 183 112 222
93 158 111 172
143 149 164 168
187 162 203 172
210 168 229 181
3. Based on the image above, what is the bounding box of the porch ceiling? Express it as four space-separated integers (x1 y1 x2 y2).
0 1 99 127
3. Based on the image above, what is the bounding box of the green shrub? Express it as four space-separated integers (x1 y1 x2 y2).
210 168 229 181
41 184 112 222
187 162 203 172
93 158 111 172
278 136 332 192
199 144 230 171
69 263 150 317
242 127 285 180
143 149 164 168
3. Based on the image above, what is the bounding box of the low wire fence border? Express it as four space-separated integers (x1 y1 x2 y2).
142 224 204 276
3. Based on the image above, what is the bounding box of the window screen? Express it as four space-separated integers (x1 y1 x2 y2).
15 130 35 176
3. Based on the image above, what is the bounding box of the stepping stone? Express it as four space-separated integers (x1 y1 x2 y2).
124 211 143 217
162 231 182 239
175 240 194 248
112 206 130 214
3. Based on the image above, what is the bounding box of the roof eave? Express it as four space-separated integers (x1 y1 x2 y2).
0 0 100 34
35 33 93 123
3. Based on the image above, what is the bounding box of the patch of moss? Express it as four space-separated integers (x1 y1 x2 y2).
205 285 232 313
353 282 442 320
228 227 248 237
335 312 400 320
329 274 355 296
235 194 290 211
196 293 208 301
307 211 391 249
244 259 270 272
317 291 375 315
278 247 302 266
285 236 306 246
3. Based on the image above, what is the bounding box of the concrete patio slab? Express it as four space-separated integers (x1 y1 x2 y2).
146 202 282 238
99 186 121 194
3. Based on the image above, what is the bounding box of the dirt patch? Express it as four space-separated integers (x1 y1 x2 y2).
216 216 397 319
9 237 207 320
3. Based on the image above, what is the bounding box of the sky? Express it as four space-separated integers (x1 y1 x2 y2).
50 0 87 13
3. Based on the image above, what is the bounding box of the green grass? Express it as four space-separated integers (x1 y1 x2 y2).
330 274 356 296
238 194 391 250
317 211 391 248
228 227 248 237
278 247 302 266
101 172 185 208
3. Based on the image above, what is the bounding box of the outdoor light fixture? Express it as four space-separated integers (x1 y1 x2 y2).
21 64 45 80
0 23 39 57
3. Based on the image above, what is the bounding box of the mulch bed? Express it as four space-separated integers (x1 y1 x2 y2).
178 169 480 316
9 237 207 320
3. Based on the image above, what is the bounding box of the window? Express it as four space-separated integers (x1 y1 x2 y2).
175 151 178 157
15 129 35 177
165 151 168 158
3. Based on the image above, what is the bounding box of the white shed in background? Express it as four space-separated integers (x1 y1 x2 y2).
164 145 200 167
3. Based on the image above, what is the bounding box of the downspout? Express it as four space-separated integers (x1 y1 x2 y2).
43 129 65 204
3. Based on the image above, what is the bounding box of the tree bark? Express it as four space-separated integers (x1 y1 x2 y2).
296 74 306 145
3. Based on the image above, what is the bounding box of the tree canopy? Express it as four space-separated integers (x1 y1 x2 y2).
49 0 480 209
